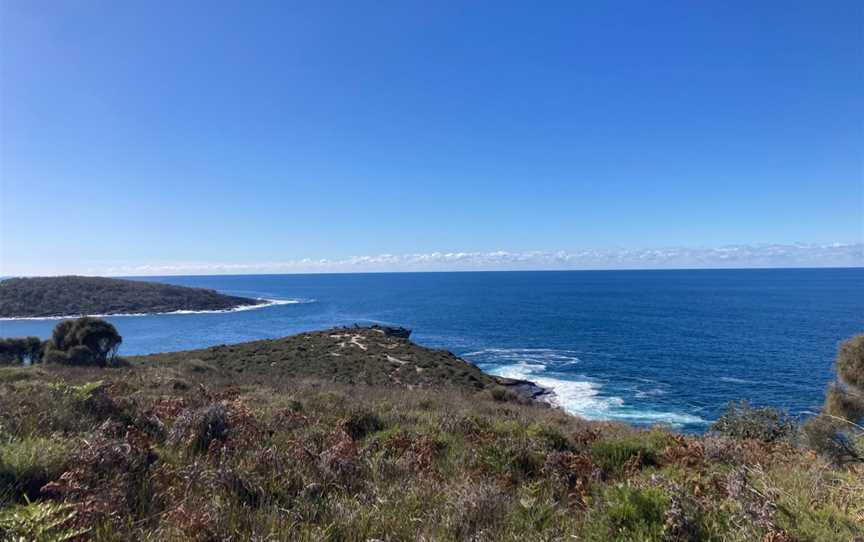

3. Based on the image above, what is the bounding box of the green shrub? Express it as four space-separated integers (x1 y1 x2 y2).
0 497 89 542
0 437 71 502
0 337 43 365
582 484 669 542
526 422 570 451
710 401 795 442
43 317 122 367
590 433 669 475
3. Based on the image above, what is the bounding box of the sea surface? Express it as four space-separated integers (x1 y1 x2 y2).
2 269 862 432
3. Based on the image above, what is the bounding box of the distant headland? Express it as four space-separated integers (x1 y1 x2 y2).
0 276 269 319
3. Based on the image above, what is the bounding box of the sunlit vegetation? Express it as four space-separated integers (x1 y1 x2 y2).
0 327 861 540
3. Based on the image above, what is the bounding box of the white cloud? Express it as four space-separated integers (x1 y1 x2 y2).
53 242 864 276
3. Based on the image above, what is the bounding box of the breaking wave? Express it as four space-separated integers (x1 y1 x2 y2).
464 347 707 429
0 298 310 321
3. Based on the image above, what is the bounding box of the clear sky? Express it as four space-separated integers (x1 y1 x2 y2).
1 1 862 275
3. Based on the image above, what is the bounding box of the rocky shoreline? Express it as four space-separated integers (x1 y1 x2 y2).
344 324 557 405
493 375 557 404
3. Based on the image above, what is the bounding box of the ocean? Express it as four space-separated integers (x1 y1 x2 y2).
2 268 862 432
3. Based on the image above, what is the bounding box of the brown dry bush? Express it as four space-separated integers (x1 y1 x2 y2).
542 451 601 508
661 436 706 469
41 422 158 525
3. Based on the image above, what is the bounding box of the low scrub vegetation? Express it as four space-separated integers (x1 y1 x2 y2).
0 328 861 540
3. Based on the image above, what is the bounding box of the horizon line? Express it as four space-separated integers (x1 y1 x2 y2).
3 264 863 281
3 243 861 278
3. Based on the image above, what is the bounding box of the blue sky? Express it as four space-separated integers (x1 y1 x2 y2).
1 1 862 275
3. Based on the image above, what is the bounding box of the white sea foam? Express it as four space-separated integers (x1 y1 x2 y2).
0 298 307 321
635 388 667 398
463 347 581 367
719 376 755 384
469 347 707 428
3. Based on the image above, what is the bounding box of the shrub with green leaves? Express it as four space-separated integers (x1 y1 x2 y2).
582 484 669 542
0 338 43 365
43 317 122 367
710 401 794 442
0 497 89 542
0 437 71 503
590 432 670 475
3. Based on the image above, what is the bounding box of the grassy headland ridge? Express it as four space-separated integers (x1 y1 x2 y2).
0 276 265 318
131 327 549 397
0 323 862 541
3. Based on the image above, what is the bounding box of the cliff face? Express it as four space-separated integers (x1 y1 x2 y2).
0 276 264 318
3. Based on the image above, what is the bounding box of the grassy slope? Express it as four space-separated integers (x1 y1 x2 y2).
131 327 499 390
0 330 862 541
0 276 264 318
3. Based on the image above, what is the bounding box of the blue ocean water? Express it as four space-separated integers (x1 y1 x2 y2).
2 269 862 431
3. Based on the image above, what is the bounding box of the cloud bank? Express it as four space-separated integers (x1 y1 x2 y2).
77 242 863 276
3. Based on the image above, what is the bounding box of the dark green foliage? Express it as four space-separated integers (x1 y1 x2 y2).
0 337 43 365
43 317 122 367
710 401 795 442
0 275 263 318
590 435 665 475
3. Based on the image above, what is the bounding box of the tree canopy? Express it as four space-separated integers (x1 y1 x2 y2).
43 317 122 367
0 337 42 365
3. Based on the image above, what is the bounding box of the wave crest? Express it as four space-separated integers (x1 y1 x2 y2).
0 298 311 321
464 347 707 428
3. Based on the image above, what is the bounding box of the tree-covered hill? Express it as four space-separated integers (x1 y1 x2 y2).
0 276 264 318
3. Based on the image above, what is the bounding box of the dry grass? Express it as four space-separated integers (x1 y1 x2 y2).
0 329 862 541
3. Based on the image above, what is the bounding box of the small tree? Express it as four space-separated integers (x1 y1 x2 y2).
0 339 19 364
21 337 43 364
0 337 44 365
43 317 122 367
